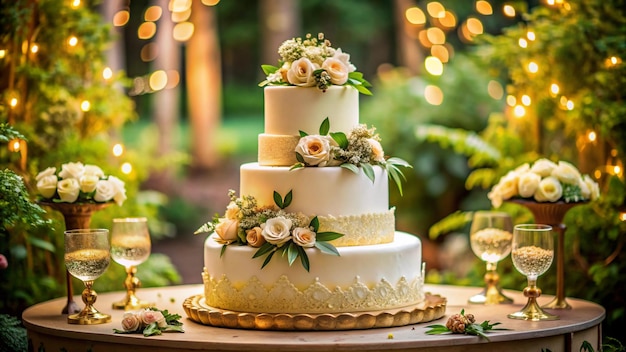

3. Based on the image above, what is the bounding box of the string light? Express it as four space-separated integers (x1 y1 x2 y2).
476 1 493 15
8 138 21 152
30 44 39 53
424 85 444 105
527 61 538 73
0 49 5 58
521 95 531 106
121 162 132 174
103 67 113 80
9 98 17 107
506 95 516 106
406 7 426 25
80 100 91 111
503 5 516 17
71 0 80 7
68 36 78 47
527 31 536 41
112 143 124 157
513 105 526 117
426 2 446 18
566 100 574 110
466 17 484 35
425 56 444 75
518 38 528 48
113 10 130 27
587 131 597 142
426 27 446 45
550 83 560 95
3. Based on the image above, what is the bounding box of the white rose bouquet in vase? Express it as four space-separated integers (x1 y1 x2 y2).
488 158 600 310
35 161 127 315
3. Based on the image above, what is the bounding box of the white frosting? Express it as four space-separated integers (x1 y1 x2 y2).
203 232 424 313
263 86 359 136
240 163 389 216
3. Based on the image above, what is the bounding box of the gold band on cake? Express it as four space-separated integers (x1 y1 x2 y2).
258 134 299 166
320 208 395 246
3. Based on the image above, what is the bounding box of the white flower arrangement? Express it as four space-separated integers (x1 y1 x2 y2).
488 158 600 208
35 161 127 205
195 189 344 272
290 117 412 196
258 33 372 95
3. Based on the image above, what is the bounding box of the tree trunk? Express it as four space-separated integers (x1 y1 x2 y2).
187 1 221 171
393 0 423 75
259 0 301 72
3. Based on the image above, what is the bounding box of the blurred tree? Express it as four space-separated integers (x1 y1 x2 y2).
259 0 301 68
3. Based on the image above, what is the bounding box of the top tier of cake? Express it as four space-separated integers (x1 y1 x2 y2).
258 86 359 166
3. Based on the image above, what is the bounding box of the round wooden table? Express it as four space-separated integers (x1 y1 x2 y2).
22 284 604 352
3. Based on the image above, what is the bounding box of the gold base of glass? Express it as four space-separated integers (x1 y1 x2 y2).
508 297 558 321
112 293 154 310
469 286 514 305
68 285 111 325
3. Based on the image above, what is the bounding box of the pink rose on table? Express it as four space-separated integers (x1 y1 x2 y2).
321 57 349 85
56 178 80 203
287 58 317 87
215 218 239 242
261 217 292 247
295 135 333 167
140 309 167 328
245 227 266 247
292 227 316 248
121 312 142 332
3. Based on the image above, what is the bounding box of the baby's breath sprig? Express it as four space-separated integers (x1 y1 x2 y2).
425 309 508 341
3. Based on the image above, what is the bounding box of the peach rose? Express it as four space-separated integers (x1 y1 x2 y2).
295 135 333 167
321 57 349 85
57 178 80 203
225 202 240 220
245 227 266 247
215 218 239 242
367 138 385 163
286 58 317 87
121 312 142 332
292 227 316 248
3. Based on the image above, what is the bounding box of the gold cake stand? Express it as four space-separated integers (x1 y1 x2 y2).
183 293 446 331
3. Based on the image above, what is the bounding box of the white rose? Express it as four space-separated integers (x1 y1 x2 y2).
517 172 541 198
332 48 356 72
57 178 80 203
292 227 316 248
107 175 127 206
534 176 563 202
225 201 240 220
35 167 56 182
367 138 385 163
514 163 530 174
295 135 333 167
79 175 99 193
487 186 504 208
94 179 116 202
584 175 600 201
83 164 105 178
215 218 239 242
286 58 317 87
261 217 292 247
551 160 582 185
37 175 58 199
58 162 84 180
321 57 349 85
530 158 557 177
578 178 591 199
121 312 142 332
497 172 519 199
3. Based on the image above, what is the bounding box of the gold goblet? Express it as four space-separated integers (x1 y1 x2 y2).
508 224 558 321
111 217 153 310
64 229 111 324
468 211 514 305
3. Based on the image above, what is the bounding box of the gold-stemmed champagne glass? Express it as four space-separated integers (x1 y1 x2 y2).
508 224 558 321
110 217 153 310
468 211 514 304
64 229 111 324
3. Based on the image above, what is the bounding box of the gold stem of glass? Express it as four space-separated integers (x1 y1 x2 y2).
469 261 513 305
508 279 558 321
112 266 153 310
68 281 111 324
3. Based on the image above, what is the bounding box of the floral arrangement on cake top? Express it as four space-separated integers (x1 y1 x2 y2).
35 161 127 205
258 33 372 95
488 158 600 208
195 189 343 272
291 117 412 195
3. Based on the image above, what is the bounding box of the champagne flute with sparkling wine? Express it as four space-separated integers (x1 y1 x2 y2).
508 224 558 321
468 211 514 304
110 217 153 310
64 229 111 324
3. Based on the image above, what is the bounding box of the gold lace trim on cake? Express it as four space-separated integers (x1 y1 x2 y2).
203 270 425 314
318 209 395 246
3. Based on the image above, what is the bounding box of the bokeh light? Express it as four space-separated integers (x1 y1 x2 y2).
487 80 504 100
121 162 133 174
103 67 113 80
425 56 444 75
521 95 531 106
426 27 446 45
138 22 157 40
513 105 526 117
113 10 130 27
149 70 168 91
406 7 426 25
144 6 163 22
527 61 538 73
173 22 195 42
113 143 124 157
426 2 445 18
424 85 444 105
80 100 91 112
503 5 516 17
431 45 449 63
476 1 493 15
466 17 483 35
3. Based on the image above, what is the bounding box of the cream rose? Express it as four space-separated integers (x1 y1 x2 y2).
517 172 541 198
551 160 582 185
295 135 333 166
225 202 240 220
121 312 142 331
530 158 557 177
286 58 317 87
332 48 356 72
37 175 58 199
584 175 600 201
83 164 105 178
215 218 239 242
108 175 127 206
140 309 167 328
56 178 80 203
292 227 316 248
35 167 56 181
534 176 563 202
261 217 292 247
245 227 266 247
367 138 385 163
58 162 84 180
94 179 116 202
321 57 349 85
497 172 520 199
79 175 99 193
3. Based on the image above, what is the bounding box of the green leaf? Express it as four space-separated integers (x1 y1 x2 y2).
261 64 278 75
296 246 310 272
319 117 330 135
424 325 451 335
143 322 161 336
309 216 320 232
290 162 305 171
283 190 293 208
387 164 405 196
362 163 375 183
387 157 412 169
295 153 305 164
220 244 227 258
330 131 349 149
273 191 283 208
253 242 276 258
314 241 340 256
315 231 344 242
287 242 298 266
26 237 56 252
260 250 275 269
341 163 359 174
299 130 308 137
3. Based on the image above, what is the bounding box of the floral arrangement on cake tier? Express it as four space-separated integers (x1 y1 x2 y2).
195 189 344 272
488 158 600 208
35 161 127 205
258 33 372 95
291 117 412 196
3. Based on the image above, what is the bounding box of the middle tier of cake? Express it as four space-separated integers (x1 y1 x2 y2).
240 163 395 246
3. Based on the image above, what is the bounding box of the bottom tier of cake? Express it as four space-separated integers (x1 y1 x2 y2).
203 232 425 314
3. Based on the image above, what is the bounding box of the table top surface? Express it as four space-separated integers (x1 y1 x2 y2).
22 284 605 351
